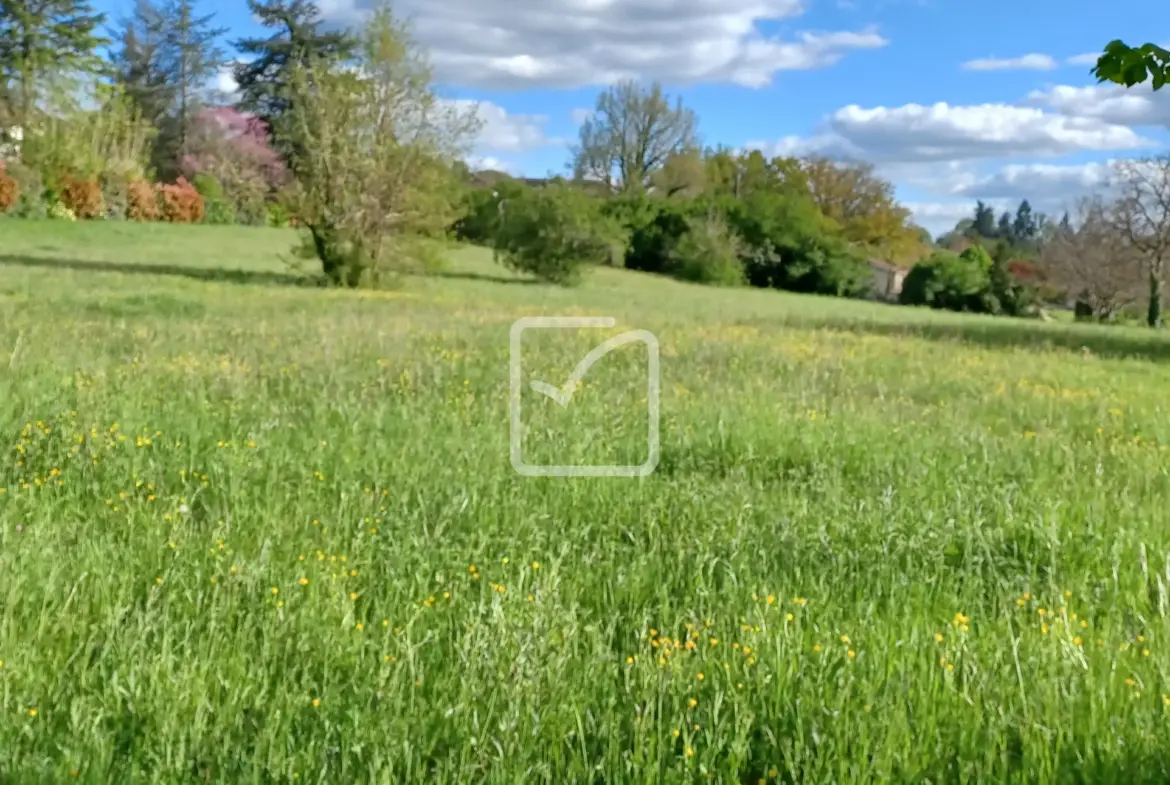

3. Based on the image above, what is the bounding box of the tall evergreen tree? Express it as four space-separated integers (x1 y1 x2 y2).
109 0 173 130
0 0 108 127
972 200 996 237
232 0 355 156
1012 199 1037 242
158 0 227 165
109 0 225 178
996 210 1013 241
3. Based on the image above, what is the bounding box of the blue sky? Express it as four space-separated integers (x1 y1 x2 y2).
94 0 1169 234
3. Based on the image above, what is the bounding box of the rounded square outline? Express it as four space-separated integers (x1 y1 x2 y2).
509 316 659 477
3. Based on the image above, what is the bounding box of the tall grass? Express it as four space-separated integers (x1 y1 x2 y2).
2 225 1170 782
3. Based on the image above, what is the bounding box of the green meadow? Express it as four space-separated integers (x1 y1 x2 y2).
4 222 1170 782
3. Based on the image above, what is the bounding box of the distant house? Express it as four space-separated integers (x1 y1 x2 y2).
868 259 907 301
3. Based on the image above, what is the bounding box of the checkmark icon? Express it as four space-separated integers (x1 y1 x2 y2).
509 316 661 477
529 330 652 408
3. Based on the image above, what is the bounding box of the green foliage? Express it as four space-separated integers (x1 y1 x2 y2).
1093 40 1170 90
0 0 109 127
722 190 870 296
492 185 627 285
665 214 746 286
192 173 235 224
273 3 476 287
98 171 128 220
602 194 694 274
451 179 525 244
232 0 357 162
901 247 999 312
266 202 291 228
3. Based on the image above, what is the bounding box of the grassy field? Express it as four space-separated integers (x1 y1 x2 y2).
4 221 1170 782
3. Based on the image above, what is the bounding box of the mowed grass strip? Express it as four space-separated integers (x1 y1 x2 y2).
2 224 1170 782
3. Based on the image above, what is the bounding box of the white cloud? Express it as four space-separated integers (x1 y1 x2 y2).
319 0 888 88
466 155 520 174
1026 83 1170 128
829 102 1152 160
748 101 1155 167
902 201 990 234
961 53 1057 71
1066 52 1101 66
214 64 239 94
946 161 1113 200
570 107 593 125
448 99 558 153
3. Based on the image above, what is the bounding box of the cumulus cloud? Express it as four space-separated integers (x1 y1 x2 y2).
945 161 1113 200
747 101 1155 168
1065 52 1101 66
1026 83 1170 128
317 0 888 88
828 102 1152 160
447 99 559 153
961 53 1057 71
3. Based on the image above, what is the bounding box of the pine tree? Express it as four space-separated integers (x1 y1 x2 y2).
0 0 108 127
109 0 174 130
232 0 356 149
109 0 225 178
157 0 227 166
972 200 996 237
996 210 1013 241
1012 199 1037 242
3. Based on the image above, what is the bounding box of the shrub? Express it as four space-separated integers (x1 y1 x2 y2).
722 191 871 297
60 175 104 219
0 164 17 214
99 172 128 220
603 195 694 273
266 202 291 228
156 177 205 223
451 181 524 244
203 198 236 224
665 215 746 285
126 180 160 221
47 202 77 221
491 185 628 285
900 248 994 312
10 163 46 219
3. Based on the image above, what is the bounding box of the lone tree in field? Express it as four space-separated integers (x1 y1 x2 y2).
274 2 479 286
1038 196 1144 322
1111 156 1170 327
571 80 697 194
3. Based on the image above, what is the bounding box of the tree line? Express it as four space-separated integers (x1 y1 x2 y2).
2 3 1168 327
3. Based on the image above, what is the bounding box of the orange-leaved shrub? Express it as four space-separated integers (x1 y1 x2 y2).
0 163 18 213
156 177 204 223
60 175 104 219
126 180 159 221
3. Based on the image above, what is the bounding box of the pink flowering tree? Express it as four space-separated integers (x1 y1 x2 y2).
181 106 288 224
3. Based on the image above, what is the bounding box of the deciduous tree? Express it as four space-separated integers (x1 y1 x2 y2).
571 80 697 193
1039 196 1144 322
275 2 478 285
1111 156 1170 326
